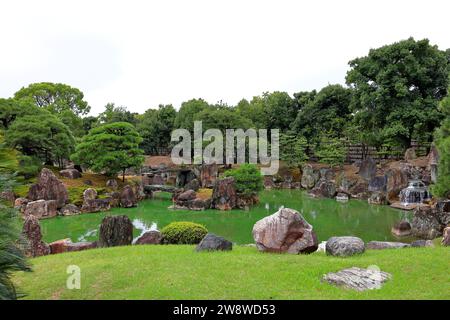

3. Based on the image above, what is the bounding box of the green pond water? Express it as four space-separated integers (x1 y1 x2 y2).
40 190 415 244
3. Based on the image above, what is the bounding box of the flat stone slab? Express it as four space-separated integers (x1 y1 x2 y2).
323 267 392 291
390 202 429 211
144 185 177 193
366 241 410 250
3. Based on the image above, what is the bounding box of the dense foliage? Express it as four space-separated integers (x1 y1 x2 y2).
71 122 144 181
161 222 208 244
433 88 450 198
223 164 263 196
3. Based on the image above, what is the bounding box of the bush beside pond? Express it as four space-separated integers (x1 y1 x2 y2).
161 221 208 244
223 164 263 196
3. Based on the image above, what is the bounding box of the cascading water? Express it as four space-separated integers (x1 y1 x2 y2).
399 180 431 205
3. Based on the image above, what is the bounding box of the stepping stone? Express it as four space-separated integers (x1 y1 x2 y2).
323 267 391 291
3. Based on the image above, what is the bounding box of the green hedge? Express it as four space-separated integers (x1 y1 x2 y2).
223 163 263 196
161 222 208 244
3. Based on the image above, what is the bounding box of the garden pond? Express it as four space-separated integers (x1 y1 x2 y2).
40 190 417 244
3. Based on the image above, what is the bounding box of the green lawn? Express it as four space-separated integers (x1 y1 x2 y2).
14 245 450 300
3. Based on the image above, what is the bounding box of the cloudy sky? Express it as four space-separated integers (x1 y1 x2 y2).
1 0 449 115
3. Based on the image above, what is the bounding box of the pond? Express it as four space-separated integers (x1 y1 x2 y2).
40 190 416 244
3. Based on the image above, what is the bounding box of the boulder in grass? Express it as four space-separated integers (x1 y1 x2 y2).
196 233 232 252
59 169 82 179
135 230 162 245
325 236 365 257
323 267 391 291
66 241 97 252
120 185 138 208
411 240 435 248
49 238 72 254
59 204 81 216
366 241 410 250
252 208 318 254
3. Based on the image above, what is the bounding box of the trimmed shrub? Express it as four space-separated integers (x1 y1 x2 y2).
161 222 208 244
223 163 263 196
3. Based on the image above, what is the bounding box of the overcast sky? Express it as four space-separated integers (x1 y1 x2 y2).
1 0 449 115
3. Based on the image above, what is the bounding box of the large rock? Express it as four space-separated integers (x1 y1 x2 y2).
49 238 72 254
211 177 238 210
411 206 444 239
348 181 369 199
196 233 233 252
59 169 82 179
27 168 68 208
366 241 410 250
301 164 320 189
199 164 218 188
309 179 336 198
24 199 58 219
252 208 318 254
66 241 97 252
385 168 409 203
368 176 387 192
59 204 81 216
368 192 387 205
81 188 111 213
323 267 391 291
391 220 412 237
98 215 133 247
106 179 119 190
325 236 365 257
135 230 162 245
185 178 200 192
442 227 450 246
120 185 137 208
411 240 434 247
404 148 417 161
177 189 197 201
21 215 50 257
358 157 377 181
14 197 29 213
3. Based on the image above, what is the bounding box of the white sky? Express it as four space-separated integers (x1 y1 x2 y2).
1 0 449 115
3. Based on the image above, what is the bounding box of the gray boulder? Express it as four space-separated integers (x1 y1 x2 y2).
323 267 391 291
301 164 320 189
27 168 68 208
196 233 233 252
391 220 412 237
358 157 377 181
411 240 435 248
59 204 81 216
309 179 336 198
325 236 365 257
366 241 410 250
59 169 82 179
24 199 58 219
120 185 137 208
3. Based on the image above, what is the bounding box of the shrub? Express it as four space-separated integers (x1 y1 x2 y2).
161 222 208 244
223 163 263 196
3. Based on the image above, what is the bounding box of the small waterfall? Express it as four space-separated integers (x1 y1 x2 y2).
399 180 431 205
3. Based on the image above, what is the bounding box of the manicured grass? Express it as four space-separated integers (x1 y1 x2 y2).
14 245 450 300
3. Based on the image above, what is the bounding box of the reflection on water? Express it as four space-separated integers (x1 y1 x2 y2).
132 219 157 243
41 190 415 244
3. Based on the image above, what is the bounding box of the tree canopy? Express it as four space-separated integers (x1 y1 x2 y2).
346 38 449 148
71 122 144 180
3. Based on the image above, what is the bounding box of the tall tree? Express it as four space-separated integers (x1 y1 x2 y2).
346 38 449 149
137 104 176 154
174 98 209 132
14 82 90 116
97 103 138 126
5 110 75 167
71 122 144 181
292 85 352 143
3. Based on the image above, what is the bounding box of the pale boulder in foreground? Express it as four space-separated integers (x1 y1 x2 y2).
252 207 318 254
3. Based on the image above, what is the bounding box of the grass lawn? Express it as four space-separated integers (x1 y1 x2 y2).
13 245 450 300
